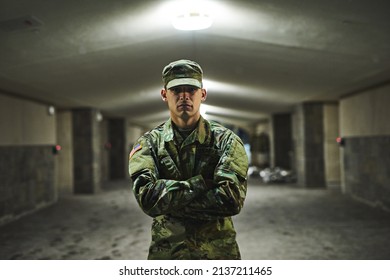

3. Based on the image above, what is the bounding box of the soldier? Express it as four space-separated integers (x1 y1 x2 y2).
128 59 248 260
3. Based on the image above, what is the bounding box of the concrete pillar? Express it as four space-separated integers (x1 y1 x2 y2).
250 120 271 167
323 103 341 188
100 119 109 183
72 108 102 194
272 113 292 169
294 103 325 188
108 118 126 180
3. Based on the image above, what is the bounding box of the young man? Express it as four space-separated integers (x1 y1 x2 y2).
128 59 248 260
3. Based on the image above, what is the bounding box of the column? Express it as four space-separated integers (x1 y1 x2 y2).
272 113 292 169
72 108 102 194
294 102 325 188
108 118 126 180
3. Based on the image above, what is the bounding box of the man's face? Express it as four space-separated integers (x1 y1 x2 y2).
161 85 207 125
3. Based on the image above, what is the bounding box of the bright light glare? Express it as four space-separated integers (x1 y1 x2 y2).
200 104 208 116
170 0 214 30
172 13 213 30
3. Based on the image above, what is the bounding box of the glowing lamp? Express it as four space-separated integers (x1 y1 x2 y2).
171 1 213 30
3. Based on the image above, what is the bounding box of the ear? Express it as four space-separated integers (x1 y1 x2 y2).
201 88 207 102
161 88 167 102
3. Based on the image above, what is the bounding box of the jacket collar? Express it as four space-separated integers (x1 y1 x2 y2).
163 116 211 145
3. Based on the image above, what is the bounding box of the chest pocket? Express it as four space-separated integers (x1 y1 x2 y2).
194 147 222 180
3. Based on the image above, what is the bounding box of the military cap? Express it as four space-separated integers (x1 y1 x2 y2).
162 59 203 89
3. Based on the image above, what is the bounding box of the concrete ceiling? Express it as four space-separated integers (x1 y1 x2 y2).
0 0 389 128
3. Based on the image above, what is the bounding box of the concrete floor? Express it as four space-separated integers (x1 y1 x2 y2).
1 179 390 260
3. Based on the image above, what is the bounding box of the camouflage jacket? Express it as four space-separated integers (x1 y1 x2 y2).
128 116 248 260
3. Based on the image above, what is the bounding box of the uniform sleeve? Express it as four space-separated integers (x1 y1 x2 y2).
180 134 248 220
129 136 210 218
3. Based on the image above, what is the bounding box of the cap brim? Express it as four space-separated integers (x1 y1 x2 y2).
166 78 202 89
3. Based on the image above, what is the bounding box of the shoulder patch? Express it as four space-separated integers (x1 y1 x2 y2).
129 143 142 159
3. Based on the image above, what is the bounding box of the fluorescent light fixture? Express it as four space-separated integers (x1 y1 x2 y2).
171 0 213 30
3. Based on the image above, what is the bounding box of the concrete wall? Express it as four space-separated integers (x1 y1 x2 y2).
55 110 73 195
0 93 57 225
0 94 56 145
340 84 390 210
323 103 341 187
126 122 145 177
0 94 145 224
126 122 144 150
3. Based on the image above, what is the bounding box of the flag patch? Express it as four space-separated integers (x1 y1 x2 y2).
129 143 142 159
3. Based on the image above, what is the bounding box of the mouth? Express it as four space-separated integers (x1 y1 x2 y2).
177 103 192 110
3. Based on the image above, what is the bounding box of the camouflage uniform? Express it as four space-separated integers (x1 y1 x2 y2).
129 116 248 259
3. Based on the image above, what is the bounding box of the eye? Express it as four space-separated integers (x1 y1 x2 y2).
188 87 197 94
170 88 180 95
169 86 198 95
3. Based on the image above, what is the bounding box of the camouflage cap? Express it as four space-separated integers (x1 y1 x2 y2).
162 59 203 89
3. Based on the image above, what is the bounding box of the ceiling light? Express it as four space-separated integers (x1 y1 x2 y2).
171 0 213 30
47 105 56 116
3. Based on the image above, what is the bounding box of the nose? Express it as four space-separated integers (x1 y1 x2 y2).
178 90 190 100
179 93 189 100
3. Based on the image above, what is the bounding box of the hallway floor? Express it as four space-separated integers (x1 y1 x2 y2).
1 180 390 260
